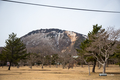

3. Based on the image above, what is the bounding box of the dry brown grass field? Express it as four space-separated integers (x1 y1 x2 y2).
0 65 120 80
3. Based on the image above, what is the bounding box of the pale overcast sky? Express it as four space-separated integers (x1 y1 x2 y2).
0 0 120 46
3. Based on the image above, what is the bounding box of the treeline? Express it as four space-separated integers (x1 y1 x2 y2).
0 24 120 75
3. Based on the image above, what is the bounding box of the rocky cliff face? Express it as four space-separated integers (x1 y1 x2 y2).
21 29 86 55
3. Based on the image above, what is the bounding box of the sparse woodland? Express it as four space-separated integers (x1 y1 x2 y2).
0 24 120 76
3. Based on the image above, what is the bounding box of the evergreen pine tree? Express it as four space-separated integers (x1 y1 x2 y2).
2 33 27 70
76 24 102 73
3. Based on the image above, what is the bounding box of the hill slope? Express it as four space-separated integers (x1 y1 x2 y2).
21 29 86 55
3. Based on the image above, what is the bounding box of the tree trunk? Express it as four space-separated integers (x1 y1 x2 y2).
88 64 90 75
30 64 32 69
8 62 11 70
97 62 99 67
99 63 101 69
42 64 43 69
50 62 51 68
56 64 58 68
49 65 51 68
63 64 65 69
17 65 19 68
2 62 3 68
92 59 96 72
106 60 108 67
81 64 83 67
103 63 106 74
62 61 65 69
81 62 83 67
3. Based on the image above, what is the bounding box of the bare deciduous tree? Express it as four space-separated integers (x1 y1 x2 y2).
27 53 37 69
36 45 52 69
87 27 120 73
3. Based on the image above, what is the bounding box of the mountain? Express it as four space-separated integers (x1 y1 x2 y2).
21 29 86 55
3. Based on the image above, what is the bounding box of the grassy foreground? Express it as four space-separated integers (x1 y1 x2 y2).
0 65 120 80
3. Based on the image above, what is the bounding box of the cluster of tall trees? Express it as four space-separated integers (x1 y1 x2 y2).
76 24 120 74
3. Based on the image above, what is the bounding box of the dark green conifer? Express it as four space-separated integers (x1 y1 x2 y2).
2 33 27 70
76 24 102 73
